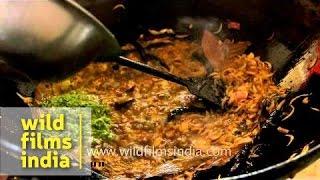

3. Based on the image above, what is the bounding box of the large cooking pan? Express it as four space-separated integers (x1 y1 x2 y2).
1 0 320 179
75 1 320 179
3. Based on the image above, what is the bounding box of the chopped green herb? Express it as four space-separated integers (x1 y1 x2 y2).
41 91 114 140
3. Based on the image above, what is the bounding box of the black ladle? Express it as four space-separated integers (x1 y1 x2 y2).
117 56 226 106
0 0 225 107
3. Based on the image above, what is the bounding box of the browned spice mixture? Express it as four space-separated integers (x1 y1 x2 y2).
34 39 286 178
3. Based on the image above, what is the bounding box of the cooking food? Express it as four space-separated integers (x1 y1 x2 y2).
34 37 286 178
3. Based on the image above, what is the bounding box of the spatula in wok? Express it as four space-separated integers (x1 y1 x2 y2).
0 0 226 107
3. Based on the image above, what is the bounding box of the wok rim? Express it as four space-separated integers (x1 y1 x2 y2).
217 143 320 180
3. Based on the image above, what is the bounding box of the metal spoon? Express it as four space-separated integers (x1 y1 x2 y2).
0 0 225 107
117 56 226 107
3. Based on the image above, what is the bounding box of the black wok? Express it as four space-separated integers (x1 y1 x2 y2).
1 0 320 179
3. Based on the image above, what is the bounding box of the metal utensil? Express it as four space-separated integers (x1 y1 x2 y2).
0 0 121 79
117 56 226 106
0 0 225 106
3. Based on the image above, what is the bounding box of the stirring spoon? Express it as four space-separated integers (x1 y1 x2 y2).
116 56 226 107
0 0 225 107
